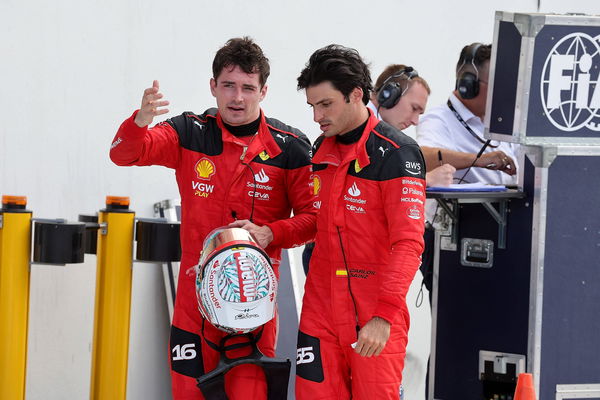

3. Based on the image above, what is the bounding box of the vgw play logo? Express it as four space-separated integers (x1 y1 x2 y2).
541 32 600 131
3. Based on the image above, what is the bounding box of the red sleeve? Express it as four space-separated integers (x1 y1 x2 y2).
372 145 426 324
266 163 317 249
110 110 180 169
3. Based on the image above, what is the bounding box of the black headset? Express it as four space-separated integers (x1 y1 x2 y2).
375 66 419 109
456 43 483 100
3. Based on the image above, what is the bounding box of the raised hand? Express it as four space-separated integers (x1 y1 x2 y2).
134 80 170 128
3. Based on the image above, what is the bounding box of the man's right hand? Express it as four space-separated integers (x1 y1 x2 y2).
134 80 170 128
476 151 517 176
426 164 456 187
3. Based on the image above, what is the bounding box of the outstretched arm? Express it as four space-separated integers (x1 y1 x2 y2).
421 146 515 176
110 80 179 168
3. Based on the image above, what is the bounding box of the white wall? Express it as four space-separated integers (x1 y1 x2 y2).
2 1 599 399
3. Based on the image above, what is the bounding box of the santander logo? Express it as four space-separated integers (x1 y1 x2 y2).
347 182 361 197
254 169 270 183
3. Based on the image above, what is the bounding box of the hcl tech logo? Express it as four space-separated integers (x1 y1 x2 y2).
541 33 600 132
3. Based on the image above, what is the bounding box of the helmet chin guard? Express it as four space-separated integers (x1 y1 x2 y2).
196 227 277 334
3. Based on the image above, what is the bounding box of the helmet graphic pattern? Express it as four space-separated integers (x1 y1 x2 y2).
195 227 277 334
218 251 270 302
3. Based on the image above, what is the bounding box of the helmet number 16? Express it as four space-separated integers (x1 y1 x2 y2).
172 343 197 361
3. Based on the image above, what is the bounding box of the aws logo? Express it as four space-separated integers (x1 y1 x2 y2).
405 161 422 176
541 32 600 131
195 158 216 180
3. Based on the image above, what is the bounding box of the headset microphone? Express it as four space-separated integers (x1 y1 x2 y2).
457 139 491 184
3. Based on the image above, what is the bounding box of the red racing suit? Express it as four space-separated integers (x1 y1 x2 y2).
296 111 426 399
110 108 316 400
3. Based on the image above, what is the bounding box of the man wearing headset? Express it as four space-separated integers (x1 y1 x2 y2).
110 37 316 400
368 64 456 187
416 43 518 184
296 44 426 399
416 43 519 396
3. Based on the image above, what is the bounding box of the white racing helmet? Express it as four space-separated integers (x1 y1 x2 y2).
196 227 277 334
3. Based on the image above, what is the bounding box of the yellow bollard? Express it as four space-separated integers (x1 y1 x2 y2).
0 195 32 400
90 196 135 400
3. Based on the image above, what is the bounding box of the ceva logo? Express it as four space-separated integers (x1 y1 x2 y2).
541 33 600 131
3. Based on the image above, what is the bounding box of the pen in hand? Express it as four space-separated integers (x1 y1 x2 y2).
438 150 443 167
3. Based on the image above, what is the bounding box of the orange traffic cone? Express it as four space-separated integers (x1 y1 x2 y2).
514 373 536 400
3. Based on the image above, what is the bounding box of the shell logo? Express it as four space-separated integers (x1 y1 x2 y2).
312 175 321 196
354 160 362 173
195 158 216 180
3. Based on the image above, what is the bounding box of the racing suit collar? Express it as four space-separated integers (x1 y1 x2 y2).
216 110 283 161
312 107 378 169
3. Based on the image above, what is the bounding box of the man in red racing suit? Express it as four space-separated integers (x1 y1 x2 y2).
110 37 316 400
295 45 425 399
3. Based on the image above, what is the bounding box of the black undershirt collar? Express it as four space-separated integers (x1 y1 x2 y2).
336 118 368 145
223 116 261 137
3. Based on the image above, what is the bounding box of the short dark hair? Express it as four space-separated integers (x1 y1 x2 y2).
297 44 372 105
212 37 270 87
456 43 492 74
375 64 431 95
